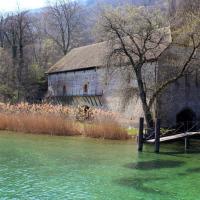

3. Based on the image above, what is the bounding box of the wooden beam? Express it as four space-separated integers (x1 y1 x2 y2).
155 119 161 153
147 132 200 143
138 118 144 152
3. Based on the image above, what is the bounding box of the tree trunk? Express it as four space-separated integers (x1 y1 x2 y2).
18 43 24 84
12 45 18 90
136 69 154 129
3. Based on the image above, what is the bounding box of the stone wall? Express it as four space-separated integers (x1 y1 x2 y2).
157 44 200 127
48 68 104 97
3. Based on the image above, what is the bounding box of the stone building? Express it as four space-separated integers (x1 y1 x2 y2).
47 34 200 128
47 0 200 127
47 37 167 124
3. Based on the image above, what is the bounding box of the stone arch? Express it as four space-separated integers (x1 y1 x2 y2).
176 108 196 131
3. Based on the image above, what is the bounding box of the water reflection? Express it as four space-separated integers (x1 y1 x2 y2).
186 167 200 173
115 176 168 194
175 167 200 177
124 160 185 170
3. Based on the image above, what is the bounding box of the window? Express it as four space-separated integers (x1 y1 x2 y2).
63 85 66 96
83 83 88 94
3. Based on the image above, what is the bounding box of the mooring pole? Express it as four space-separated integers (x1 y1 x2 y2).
155 119 161 153
138 117 144 152
184 136 190 152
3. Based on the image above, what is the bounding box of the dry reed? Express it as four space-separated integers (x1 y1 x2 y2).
0 113 81 136
84 120 130 140
0 102 131 140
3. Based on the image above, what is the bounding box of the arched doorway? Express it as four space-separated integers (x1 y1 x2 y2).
176 108 196 132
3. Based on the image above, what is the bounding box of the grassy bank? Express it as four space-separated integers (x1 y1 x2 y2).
0 103 131 140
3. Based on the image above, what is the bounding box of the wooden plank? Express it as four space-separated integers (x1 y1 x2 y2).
97 96 102 106
84 96 90 104
89 97 94 106
146 132 200 144
93 97 99 106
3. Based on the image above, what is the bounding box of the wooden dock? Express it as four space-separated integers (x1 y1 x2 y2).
146 132 200 144
137 117 200 153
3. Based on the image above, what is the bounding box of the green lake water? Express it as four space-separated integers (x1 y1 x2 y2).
0 131 200 200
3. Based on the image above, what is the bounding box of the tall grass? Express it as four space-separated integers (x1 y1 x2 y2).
84 120 130 140
0 113 81 136
0 103 131 140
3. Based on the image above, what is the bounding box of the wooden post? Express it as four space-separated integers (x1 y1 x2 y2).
184 136 190 152
138 117 144 152
155 119 161 153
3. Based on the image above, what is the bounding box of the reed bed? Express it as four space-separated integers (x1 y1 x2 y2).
0 102 122 121
0 113 81 136
0 102 130 140
0 102 75 117
84 120 131 140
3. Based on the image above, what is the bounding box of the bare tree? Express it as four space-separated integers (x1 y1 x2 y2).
3 11 34 99
95 5 200 128
0 9 55 102
45 0 84 55
0 14 6 48
16 11 33 84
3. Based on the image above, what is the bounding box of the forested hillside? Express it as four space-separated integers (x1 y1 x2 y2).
83 0 164 6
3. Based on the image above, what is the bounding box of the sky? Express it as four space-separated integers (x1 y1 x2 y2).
0 0 46 12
